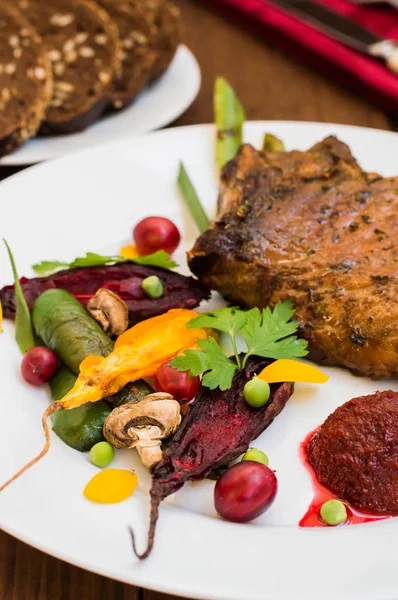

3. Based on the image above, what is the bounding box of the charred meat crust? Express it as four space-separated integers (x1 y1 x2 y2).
188 136 398 380
0 263 210 327
308 390 398 514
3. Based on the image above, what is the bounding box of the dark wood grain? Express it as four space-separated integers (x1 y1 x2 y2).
0 0 394 598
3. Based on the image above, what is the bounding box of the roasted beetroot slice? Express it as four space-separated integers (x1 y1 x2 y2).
131 356 293 559
0 264 210 326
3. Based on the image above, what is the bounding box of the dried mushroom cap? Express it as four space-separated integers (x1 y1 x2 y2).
87 288 128 336
103 392 181 469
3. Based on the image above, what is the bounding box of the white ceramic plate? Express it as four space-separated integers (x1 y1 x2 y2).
0 45 200 166
0 122 398 600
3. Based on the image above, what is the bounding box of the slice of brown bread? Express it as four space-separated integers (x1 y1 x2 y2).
150 0 182 80
94 0 157 110
17 0 121 134
0 4 52 157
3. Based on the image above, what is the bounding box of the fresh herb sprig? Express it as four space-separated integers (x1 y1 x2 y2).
3 239 35 353
171 301 308 391
32 250 178 277
178 163 210 233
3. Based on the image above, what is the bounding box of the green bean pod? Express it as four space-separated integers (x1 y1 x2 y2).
214 77 245 171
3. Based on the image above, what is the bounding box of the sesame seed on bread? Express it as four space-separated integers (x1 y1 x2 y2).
18 0 121 134
0 4 52 157
94 0 157 110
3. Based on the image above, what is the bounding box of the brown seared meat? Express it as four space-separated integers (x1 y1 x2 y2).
188 137 398 379
308 390 398 513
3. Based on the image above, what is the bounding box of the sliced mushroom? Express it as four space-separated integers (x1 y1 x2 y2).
87 288 129 336
103 392 181 470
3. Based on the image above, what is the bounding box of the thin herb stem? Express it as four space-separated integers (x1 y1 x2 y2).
241 352 251 370
177 162 210 233
230 335 241 370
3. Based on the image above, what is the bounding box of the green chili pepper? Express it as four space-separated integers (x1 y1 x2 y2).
50 364 112 452
3 239 35 354
33 289 154 451
32 289 113 372
107 380 154 408
214 77 245 171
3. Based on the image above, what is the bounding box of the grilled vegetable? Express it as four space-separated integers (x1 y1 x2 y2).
131 356 293 559
33 289 113 372
0 309 207 491
33 290 152 452
214 77 245 170
56 309 209 409
0 263 210 326
50 364 112 452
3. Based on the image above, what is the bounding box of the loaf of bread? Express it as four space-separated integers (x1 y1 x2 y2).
94 0 157 110
17 0 121 134
0 4 52 157
150 1 182 80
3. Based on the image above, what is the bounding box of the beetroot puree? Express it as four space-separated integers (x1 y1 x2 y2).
299 429 392 528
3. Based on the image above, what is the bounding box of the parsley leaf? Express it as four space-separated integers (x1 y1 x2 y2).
32 250 178 276
170 347 210 378
171 337 237 391
241 302 307 365
187 307 246 367
172 301 308 391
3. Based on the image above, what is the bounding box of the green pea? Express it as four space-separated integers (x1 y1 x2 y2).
320 499 347 526
243 376 270 407
142 275 163 299
242 448 269 466
89 441 115 468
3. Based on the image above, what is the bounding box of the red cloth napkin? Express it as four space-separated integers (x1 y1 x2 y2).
204 0 398 113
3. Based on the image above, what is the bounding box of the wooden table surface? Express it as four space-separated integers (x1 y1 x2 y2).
0 1 396 598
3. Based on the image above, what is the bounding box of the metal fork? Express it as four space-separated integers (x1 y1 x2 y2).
350 0 398 8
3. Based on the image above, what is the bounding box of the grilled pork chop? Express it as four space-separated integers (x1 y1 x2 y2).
188 137 398 379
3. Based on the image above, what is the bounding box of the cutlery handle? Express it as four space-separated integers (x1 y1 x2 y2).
369 40 398 75
386 48 398 75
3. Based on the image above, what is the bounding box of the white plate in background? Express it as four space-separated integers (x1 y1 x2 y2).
0 45 200 166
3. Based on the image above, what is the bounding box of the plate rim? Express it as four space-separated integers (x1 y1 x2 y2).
0 44 201 167
1 121 398 600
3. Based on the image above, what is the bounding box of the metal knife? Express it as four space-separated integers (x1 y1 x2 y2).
269 0 398 74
